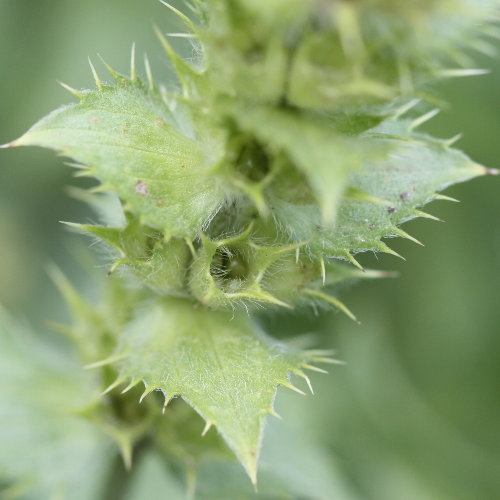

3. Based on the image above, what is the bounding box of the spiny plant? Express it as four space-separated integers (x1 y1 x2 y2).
1 0 499 497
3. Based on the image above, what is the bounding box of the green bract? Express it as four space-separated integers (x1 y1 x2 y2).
3 0 499 495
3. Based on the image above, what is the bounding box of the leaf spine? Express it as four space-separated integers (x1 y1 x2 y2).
304 289 359 323
130 43 137 81
88 57 103 90
101 375 127 396
280 380 307 396
57 81 82 98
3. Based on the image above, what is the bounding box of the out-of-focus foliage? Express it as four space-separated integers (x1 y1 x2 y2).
0 1 498 499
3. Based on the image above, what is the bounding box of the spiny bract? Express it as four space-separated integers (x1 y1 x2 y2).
3 0 499 491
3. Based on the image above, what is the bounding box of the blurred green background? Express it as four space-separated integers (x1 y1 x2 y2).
0 1 498 499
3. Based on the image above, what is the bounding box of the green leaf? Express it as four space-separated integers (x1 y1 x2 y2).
11 75 225 239
104 298 320 485
66 214 191 296
0 310 110 500
232 104 387 224
264 116 489 262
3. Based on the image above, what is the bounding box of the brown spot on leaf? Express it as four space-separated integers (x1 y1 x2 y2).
400 192 410 201
387 207 396 214
135 180 149 196
369 224 376 230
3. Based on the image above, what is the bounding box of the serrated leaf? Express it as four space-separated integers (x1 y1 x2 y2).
11 76 225 238
108 298 312 484
0 310 110 500
67 214 191 296
265 117 488 261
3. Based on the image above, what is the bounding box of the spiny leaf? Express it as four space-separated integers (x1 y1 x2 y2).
66 214 191 296
10 74 225 239
265 116 490 261
104 298 320 485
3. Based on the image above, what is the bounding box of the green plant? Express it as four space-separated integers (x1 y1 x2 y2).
1 0 498 498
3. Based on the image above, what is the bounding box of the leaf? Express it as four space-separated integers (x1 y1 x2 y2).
264 116 489 261
106 298 319 485
0 309 110 500
11 75 225 239
66 214 191 296
231 104 388 224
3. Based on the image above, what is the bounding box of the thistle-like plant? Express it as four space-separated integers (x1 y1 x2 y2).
1 0 499 498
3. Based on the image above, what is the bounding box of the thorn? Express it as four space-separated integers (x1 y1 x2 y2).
343 250 364 271
304 289 359 323
293 369 314 395
158 0 195 30
153 24 196 97
88 58 103 90
121 378 141 394
320 257 326 286
392 98 421 119
219 220 255 246
242 289 292 309
443 133 462 147
410 109 440 130
184 0 202 15
414 210 443 222
301 363 328 374
185 237 196 258
268 408 282 420
97 54 121 81
295 247 300 264
139 386 156 404
307 356 347 365
376 243 406 261
130 43 137 81
85 354 126 369
167 32 198 39
60 220 84 231
433 193 460 203
101 376 127 396
144 53 155 91
0 142 12 149
393 228 424 246
120 440 133 471
58 81 83 98
201 421 212 436
280 380 307 396
437 68 490 78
